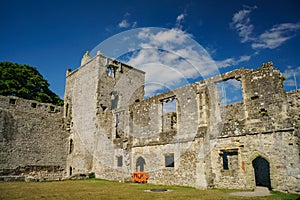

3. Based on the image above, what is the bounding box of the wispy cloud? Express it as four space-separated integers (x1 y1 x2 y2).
231 6 300 50
252 23 300 49
230 6 256 43
215 55 251 68
118 20 130 28
118 13 137 29
176 13 185 29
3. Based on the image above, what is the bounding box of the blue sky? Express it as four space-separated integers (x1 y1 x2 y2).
1 0 300 99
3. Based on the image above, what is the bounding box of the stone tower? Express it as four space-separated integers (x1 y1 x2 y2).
64 51 145 178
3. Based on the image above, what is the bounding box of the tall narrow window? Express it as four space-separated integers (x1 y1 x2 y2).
162 97 177 131
69 167 72 176
69 139 74 154
117 156 123 167
65 103 69 117
136 156 146 172
107 66 115 78
111 91 119 109
165 153 174 168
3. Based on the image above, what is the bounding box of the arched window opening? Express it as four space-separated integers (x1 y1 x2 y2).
136 156 146 172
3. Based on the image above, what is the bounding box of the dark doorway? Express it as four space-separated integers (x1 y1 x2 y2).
136 156 146 172
252 156 271 189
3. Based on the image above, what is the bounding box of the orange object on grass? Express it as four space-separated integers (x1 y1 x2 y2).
132 172 149 183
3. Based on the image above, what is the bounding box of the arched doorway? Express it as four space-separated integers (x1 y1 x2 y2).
136 156 146 172
252 156 271 189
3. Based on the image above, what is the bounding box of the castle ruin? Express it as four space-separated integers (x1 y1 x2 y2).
1 52 299 193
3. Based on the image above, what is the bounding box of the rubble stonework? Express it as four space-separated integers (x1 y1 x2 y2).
64 54 299 193
0 52 299 193
0 96 68 181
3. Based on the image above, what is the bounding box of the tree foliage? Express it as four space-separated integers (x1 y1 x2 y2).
0 62 63 106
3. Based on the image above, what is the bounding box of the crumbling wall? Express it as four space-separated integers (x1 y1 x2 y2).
126 62 299 192
0 96 68 181
65 53 300 194
210 130 299 193
65 52 145 180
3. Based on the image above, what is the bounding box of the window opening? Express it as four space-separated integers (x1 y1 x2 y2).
100 104 107 111
49 106 55 112
220 150 238 170
69 167 72 176
111 91 119 109
115 113 121 138
217 79 243 105
136 156 146 172
65 103 69 117
107 65 115 78
117 156 123 167
165 153 174 168
162 97 177 131
69 139 74 154
9 98 16 104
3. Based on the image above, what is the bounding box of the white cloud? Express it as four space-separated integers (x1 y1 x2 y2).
215 55 251 68
132 21 137 28
176 13 185 28
230 6 256 43
252 23 300 49
118 13 137 29
231 6 300 50
126 28 219 97
118 20 130 28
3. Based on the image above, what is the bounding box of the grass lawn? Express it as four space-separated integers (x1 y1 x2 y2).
0 179 299 200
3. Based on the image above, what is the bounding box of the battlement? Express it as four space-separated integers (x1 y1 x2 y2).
0 95 62 114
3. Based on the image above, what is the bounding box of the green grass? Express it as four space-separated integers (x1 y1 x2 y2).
0 179 299 200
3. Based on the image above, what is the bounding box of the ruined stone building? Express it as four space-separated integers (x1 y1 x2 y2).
1 51 299 193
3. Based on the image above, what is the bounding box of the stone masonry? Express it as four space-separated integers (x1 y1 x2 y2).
0 96 68 181
0 51 299 193
64 52 299 193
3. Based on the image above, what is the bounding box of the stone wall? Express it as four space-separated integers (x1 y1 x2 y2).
64 52 145 178
64 53 300 194
0 95 68 181
1 51 298 193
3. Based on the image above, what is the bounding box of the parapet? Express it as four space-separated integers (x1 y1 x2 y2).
0 95 62 114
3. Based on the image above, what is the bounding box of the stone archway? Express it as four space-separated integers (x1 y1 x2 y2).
136 156 146 172
252 156 271 189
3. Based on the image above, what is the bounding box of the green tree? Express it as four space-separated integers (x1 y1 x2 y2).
0 62 63 106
